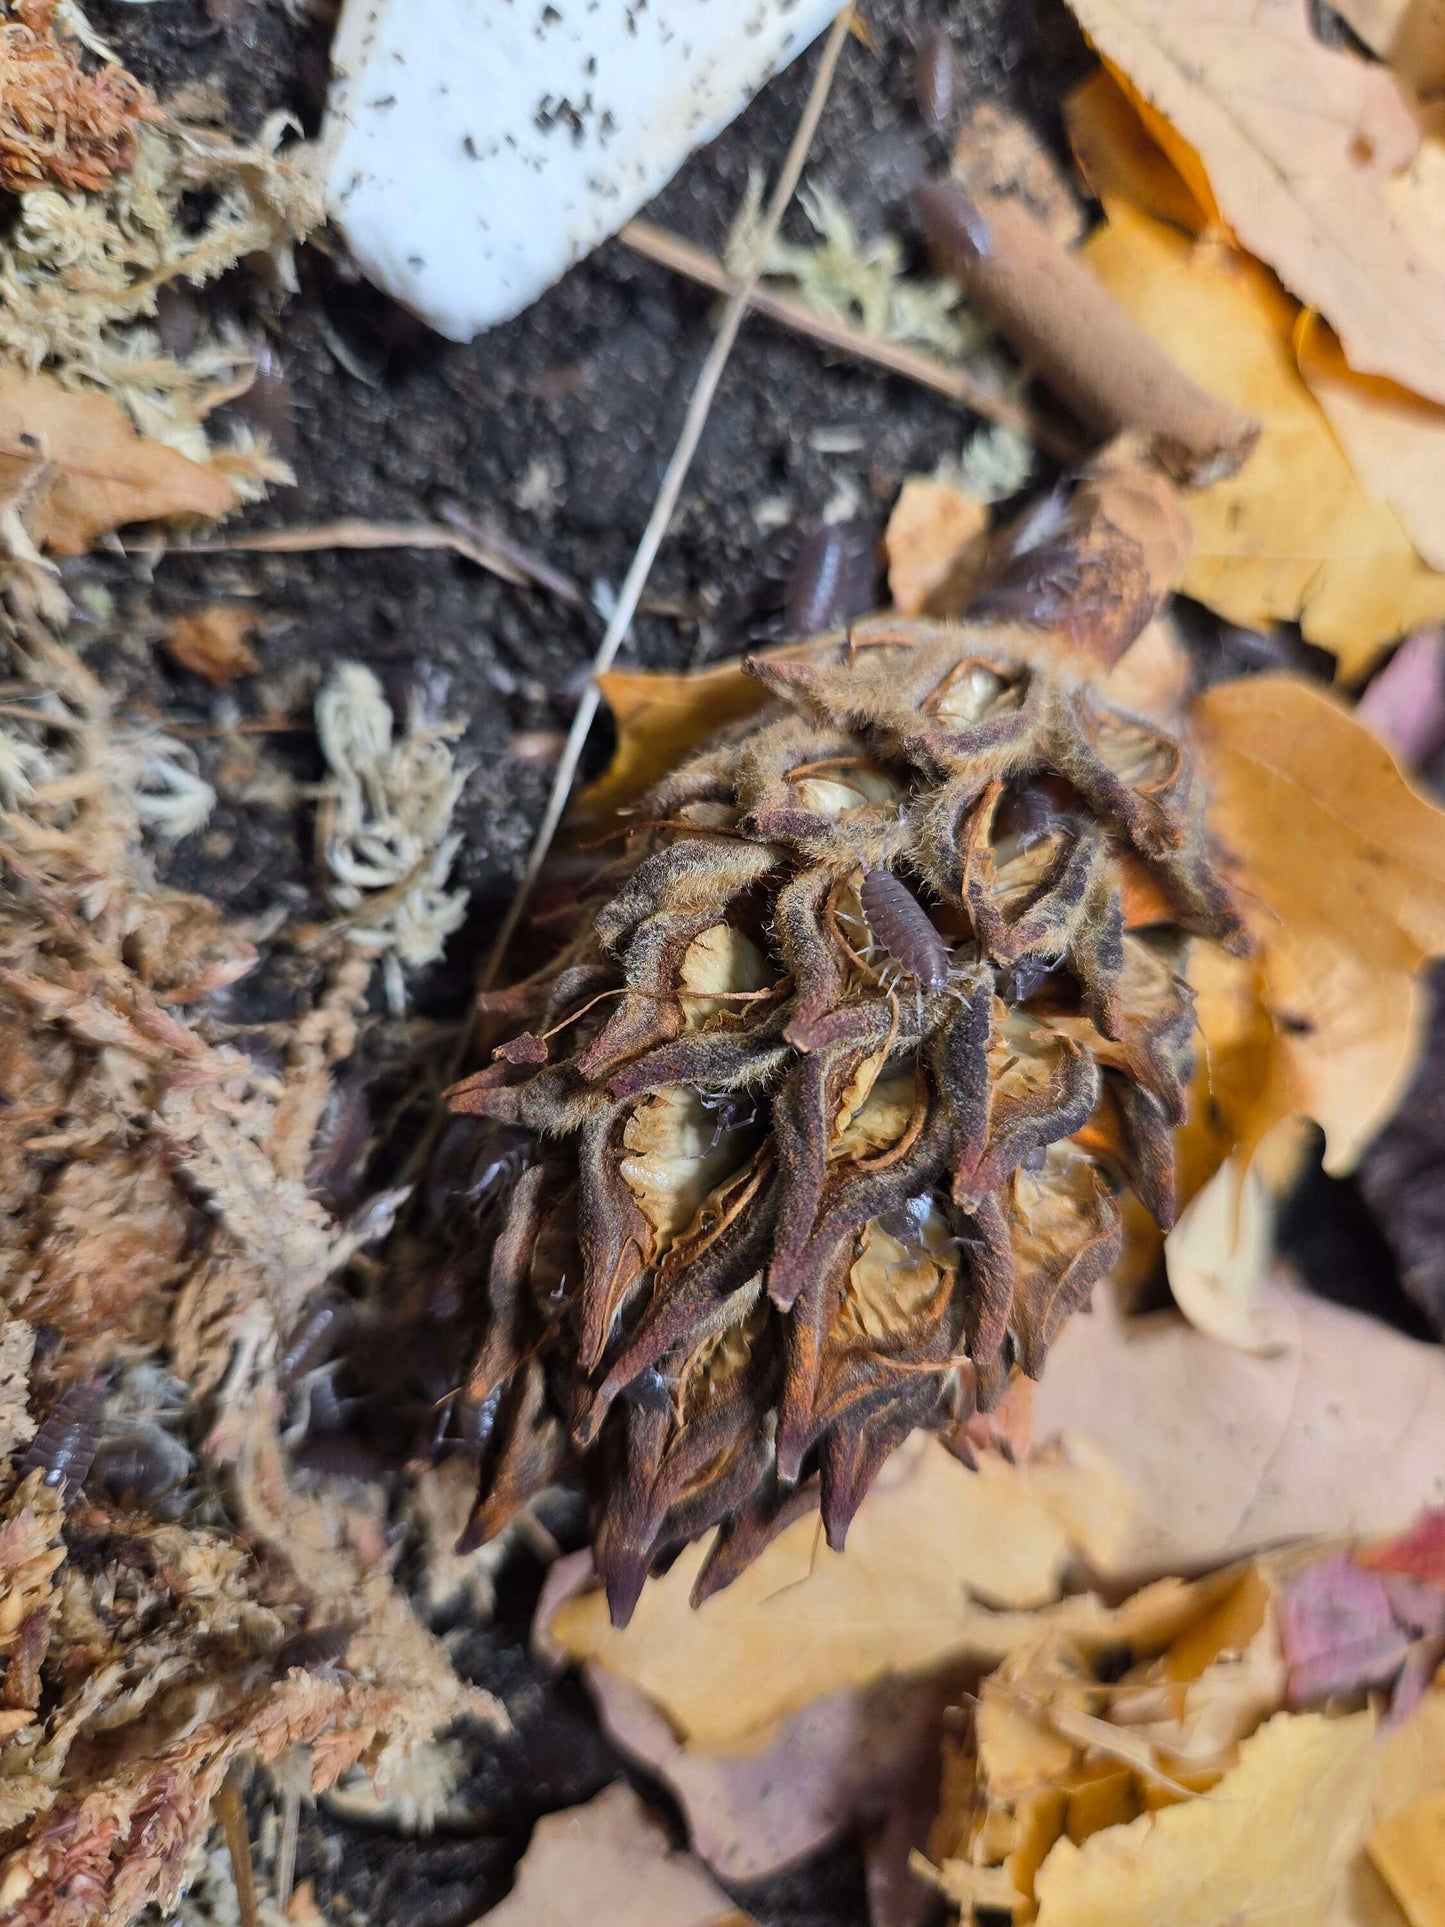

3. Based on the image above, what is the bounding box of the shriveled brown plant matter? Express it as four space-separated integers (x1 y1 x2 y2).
447 619 1245 1626
0 1 156 194
0 632 496 1922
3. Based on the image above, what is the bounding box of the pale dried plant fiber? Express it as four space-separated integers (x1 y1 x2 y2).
314 664 469 1009
0 107 321 473
726 168 983 360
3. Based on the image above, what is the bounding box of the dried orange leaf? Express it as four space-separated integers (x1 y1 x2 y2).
1195 673 1445 1172
574 644 834 833
1081 205 1445 673
0 369 236 555
1063 0 1445 406
165 605 261 686
481 1783 757 1927
884 475 990 616
1065 68 1215 236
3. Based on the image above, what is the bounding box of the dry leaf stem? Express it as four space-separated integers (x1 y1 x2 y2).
915 178 1258 483
163 518 536 590
618 215 1081 461
216 1769 261 1927
473 6 856 1003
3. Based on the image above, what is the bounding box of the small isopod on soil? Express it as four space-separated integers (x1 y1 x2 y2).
784 518 880 638
20 1377 107 1495
859 868 950 993
914 28 956 129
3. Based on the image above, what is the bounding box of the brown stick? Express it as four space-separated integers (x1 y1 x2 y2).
216 1770 260 1927
914 179 1258 485
619 216 1083 463
164 518 533 583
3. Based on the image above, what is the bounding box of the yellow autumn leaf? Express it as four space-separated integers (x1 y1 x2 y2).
1081 204 1445 674
547 1437 1151 1751
1370 1789 1445 1927
1194 673 1445 1173
1297 312 1445 575
1065 68 1214 238
572 639 835 833
1064 0 1445 405
0 368 236 554
1032 1711 1378 1927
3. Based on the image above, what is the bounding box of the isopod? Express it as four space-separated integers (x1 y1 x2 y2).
425 1119 532 1227
277 1293 356 1390
305 1069 372 1214
228 336 295 457
992 776 1077 855
784 518 880 638
914 27 956 129
272 1623 352 1676
90 1424 192 1504
20 1377 107 1495
859 868 950 993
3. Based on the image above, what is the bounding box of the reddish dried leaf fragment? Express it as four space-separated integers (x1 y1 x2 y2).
0 1 157 191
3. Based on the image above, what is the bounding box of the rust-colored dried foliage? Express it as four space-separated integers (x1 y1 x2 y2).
448 618 1242 1626
0 635 492 1921
0 2 156 194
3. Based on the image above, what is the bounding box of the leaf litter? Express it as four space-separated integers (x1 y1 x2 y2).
0 625 496 1920
11 11 1445 1927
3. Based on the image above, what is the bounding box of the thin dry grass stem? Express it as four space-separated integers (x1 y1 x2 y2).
619 215 1083 463
216 1769 260 1927
434 497 588 609
473 6 857 1009
158 518 536 588
275 1787 299 1911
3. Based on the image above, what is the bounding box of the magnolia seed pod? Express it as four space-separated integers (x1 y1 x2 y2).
444 617 1243 1625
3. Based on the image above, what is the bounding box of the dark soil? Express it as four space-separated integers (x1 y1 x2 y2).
70 0 1439 1921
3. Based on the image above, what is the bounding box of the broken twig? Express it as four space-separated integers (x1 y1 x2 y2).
160 519 537 592
619 215 1080 462
914 179 1258 484
216 1769 261 1927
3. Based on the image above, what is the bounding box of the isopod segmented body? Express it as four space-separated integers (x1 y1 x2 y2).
784 518 880 638
277 1293 356 1390
859 867 950 993
272 1623 352 1676
90 1424 191 1504
20 1377 107 1496
914 27 956 129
